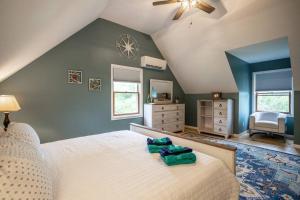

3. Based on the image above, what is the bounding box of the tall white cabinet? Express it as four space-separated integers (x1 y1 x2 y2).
197 99 233 139
144 104 185 132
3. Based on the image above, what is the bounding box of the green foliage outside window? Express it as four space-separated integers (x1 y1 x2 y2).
256 92 290 113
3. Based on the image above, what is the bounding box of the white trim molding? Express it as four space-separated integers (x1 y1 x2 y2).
111 64 143 121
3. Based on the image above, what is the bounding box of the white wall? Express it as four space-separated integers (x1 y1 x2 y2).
0 0 108 83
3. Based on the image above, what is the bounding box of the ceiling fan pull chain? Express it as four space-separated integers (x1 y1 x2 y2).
189 15 193 28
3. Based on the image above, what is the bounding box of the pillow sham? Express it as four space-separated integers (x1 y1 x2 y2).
0 124 53 200
1 123 40 148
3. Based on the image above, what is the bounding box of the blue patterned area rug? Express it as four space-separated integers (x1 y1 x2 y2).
180 132 300 200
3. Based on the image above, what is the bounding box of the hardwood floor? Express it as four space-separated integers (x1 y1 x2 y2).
184 127 300 155
230 132 300 155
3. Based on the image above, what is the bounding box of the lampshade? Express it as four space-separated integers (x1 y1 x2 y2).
0 95 21 112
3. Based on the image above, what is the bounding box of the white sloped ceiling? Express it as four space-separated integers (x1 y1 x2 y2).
1 0 300 93
0 0 108 82
151 0 300 93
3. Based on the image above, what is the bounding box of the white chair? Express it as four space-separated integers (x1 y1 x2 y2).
249 112 287 137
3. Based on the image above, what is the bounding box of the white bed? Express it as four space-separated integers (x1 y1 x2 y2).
42 127 239 200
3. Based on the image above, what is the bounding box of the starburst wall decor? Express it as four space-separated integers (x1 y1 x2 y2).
116 34 139 59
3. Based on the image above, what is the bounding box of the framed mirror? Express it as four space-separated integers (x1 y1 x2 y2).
150 79 173 104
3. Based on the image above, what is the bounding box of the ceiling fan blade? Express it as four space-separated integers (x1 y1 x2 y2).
196 1 215 13
173 5 186 20
153 0 178 6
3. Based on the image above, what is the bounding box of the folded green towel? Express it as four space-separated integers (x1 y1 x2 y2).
148 144 169 153
161 152 197 166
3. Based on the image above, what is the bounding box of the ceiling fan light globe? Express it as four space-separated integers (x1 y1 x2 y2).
182 1 189 8
191 0 197 7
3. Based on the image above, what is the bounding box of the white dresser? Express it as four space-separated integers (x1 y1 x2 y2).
144 104 185 132
198 99 233 138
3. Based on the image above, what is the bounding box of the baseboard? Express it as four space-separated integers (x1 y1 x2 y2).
184 125 199 130
294 144 300 149
232 130 248 137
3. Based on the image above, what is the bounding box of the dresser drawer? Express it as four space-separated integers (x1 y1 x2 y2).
214 101 227 110
214 117 227 126
214 125 228 134
153 110 184 120
153 116 183 125
165 121 184 132
214 109 227 118
152 104 184 112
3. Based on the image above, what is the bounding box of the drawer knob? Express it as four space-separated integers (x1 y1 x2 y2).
177 106 179 110
177 118 179 121
162 120 164 123
176 125 179 128
162 114 164 117
219 120 222 123
162 128 164 131
219 104 222 108
162 107 164 110
219 112 222 115
219 128 222 132
176 112 179 116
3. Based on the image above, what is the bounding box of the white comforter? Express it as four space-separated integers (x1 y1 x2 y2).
42 130 239 200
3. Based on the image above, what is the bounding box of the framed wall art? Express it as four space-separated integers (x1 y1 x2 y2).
89 78 102 91
68 70 82 84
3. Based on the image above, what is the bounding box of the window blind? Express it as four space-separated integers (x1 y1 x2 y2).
255 69 292 91
113 66 142 83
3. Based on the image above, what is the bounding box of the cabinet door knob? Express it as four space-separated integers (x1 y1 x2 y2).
162 107 164 110
162 114 164 117
219 112 222 115
177 118 179 121
176 112 179 116
176 125 179 128
219 104 222 108
219 128 222 132
219 120 222 123
162 120 164 123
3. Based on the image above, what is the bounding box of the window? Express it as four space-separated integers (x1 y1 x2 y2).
253 69 293 114
256 91 291 113
111 65 143 120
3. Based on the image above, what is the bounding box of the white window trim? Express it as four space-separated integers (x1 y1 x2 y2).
252 68 294 115
111 64 143 120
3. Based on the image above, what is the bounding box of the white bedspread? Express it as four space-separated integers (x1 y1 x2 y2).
41 130 239 200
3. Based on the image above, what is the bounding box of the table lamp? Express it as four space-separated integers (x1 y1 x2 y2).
0 95 21 131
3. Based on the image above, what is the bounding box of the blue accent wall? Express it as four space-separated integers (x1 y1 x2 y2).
250 58 291 72
294 91 300 145
249 58 294 135
226 53 251 133
0 19 184 143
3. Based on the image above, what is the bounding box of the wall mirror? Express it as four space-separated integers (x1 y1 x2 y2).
150 79 173 104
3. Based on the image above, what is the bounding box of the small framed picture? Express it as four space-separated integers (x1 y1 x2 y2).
89 78 102 91
68 70 82 84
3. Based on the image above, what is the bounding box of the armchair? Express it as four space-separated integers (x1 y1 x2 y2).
249 112 287 137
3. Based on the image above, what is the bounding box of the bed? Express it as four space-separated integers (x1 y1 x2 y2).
41 123 240 200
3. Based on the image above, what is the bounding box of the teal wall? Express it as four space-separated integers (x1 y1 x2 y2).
0 19 184 143
294 91 300 145
249 58 294 135
185 93 239 134
226 53 251 133
250 58 291 72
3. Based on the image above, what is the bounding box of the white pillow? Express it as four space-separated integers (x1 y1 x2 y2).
2 123 40 148
0 125 53 200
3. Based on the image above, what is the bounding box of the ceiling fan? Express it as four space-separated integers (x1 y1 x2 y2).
153 0 215 20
